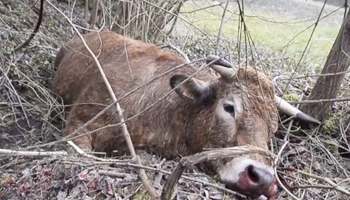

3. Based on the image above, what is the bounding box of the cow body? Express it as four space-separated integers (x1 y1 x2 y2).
54 31 225 156
53 30 300 199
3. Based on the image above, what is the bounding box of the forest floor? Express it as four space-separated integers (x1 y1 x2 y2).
0 0 350 199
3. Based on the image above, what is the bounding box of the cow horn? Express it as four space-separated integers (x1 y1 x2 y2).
206 55 235 80
206 55 320 124
274 95 321 124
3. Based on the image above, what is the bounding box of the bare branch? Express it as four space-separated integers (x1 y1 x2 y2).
67 141 129 162
278 68 350 80
216 0 229 54
289 97 350 104
46 0 136 160
13 0 45 52
25 58 206 151
0 148 67 157
65 159 241 196
282 168 350 196
46 1 158 198
160 44 190 63
97 169 135 179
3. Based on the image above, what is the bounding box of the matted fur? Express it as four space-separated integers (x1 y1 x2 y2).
52 30 279 198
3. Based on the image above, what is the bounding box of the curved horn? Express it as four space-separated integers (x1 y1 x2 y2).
206 55 233 68
206 55 235 80
206 55 320 124
274 95 321 124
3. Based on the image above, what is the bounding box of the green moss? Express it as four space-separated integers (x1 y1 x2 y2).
283 93 300 102
208 175 221 184
326 143 339 154
324 139 340 155
303 166 311 173
323 113 342 135
132 189 151 200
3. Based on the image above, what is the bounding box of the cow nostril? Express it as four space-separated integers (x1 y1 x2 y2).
247 165 259 183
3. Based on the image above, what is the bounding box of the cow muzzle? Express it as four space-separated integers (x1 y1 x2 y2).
218 158 277 199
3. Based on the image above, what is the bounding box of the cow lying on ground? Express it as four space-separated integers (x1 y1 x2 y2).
52 30 319 199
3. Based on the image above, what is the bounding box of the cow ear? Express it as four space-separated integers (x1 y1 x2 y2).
170 75 213 103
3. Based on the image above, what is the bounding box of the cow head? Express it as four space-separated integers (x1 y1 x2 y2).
170 56 320 199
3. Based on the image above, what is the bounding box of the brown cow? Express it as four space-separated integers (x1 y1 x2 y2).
52 30 319 199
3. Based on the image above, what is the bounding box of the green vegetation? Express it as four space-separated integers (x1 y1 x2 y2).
133 189 152 200
323 112 342 135
284 93 301 102
179 2 339 68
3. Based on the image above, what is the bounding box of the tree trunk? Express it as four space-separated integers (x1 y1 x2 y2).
300 10 350 121
87 0 185 42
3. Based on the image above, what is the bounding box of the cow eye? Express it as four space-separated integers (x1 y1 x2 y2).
223 103 235 116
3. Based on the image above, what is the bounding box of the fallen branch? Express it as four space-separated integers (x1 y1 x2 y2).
281 168 350 196
288 97 350 104
67 141 129 163
161 146 274 200
97 169 135 179
13 0 45 52
0 148 67 157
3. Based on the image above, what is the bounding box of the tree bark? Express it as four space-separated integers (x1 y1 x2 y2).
85 0 185 42
300 10 350 121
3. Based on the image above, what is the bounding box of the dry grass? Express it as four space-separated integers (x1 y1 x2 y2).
0 0 349 200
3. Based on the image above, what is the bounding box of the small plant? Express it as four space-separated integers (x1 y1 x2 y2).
284 93 300 102
322 112 342 135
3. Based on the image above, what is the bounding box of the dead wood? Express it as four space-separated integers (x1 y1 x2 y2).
13 0 45 52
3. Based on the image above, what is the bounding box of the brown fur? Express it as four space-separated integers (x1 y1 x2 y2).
52 30 278 169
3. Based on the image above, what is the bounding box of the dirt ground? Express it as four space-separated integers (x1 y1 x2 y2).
0 0 350 199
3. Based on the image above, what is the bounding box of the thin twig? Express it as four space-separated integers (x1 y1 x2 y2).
0 148 67 157
136 155 160 199
0 63 30 126
180 2 224 14
67 141 129 162
279 69 350 80
46 1 158 199
282 168 350 196
24 56 224 151
288 97 350 104
13 0 45 52
216 0 229 54
140 0 221 52
282 0 327 95
274 140 298 200
274 89 308 200
65 159 240 196
97 169 135 178
161 146 274 199
25 58 206 150
47 1 137 159
160 44 190 63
